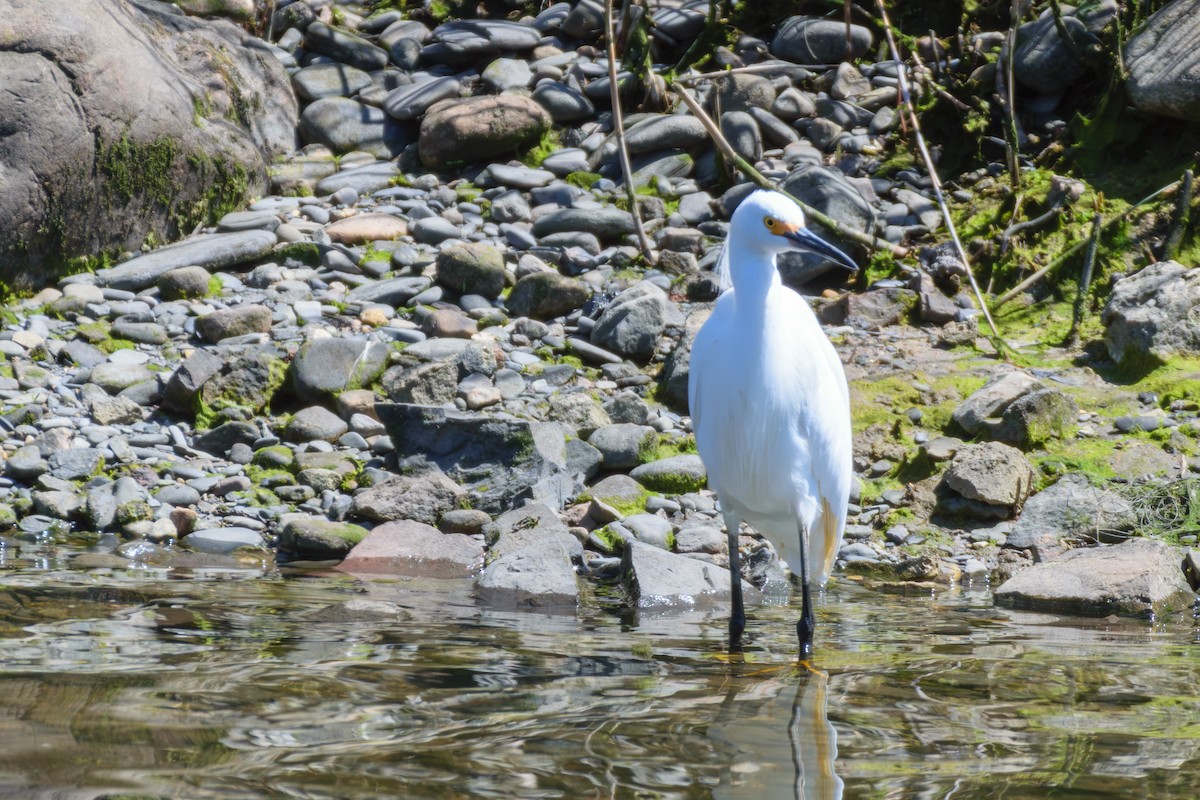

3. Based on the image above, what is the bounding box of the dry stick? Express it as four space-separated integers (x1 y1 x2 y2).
874 0 1003 346
1001 0 1022 191
604 0 653 260
994 180 1181 308
1162 168 1194 262
1067 210 1103 346
675 63 838 84
672 85 908 258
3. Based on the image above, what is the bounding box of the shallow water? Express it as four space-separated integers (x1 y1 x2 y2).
1 541 1199 800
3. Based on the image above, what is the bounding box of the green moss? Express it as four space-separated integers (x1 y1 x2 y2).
565 171 602 190
99 134 179 208
638 434 698 464
207 275 223 297
275 242 321 266
96 338 135 355
592 524 625 554
521 128 562 168
115 501 152 526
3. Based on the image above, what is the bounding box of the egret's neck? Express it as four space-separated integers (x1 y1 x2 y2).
729 250 781 311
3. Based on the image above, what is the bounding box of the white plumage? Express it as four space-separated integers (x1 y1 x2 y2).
688 189 855 656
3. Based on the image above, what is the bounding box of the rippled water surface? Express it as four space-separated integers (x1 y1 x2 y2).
2 543 1199 799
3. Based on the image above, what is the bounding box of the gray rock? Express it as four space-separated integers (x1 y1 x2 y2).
941 442 1036 512
483 502 580 561
111 319 167 345
155 484 202 507
195 304 272 343
659 306 707 412
299 97 413 158
286 406 349 443
382 76 462 120
5 444 47 481
771 16 872 63
1126 0 1200 122
532 82 595 123
994 538 1195 617
482 57 533 91
278 514 368 560
158 266 214 300
619 514 673 549
376 403 574 513
303 21 388 71
89 362 154 394
1014 6 1110 95
83 386 144 425
338 519 483 577
349 469 465 524
1102 261 1200 366
530 206 636 241
193 421 258 456
622 540 758 610
315 161 403 195
778 164 873 279
478 164 555 190
675 523 725 555
547 392 611 436
98 231 277 291
291 337 390 404
347 275 432 305
196 350 287 427
715 73 777 115
587 423 657 470
952 371 1041 436
629 454 707 494
183 526 265 554
990 387 1078 448
160 347 224 417
1006 474 1136 559
436 242 506 298
505 271 591 319
560 0 604 38
419 95 551 169
381 360 458 405
1 0 294 288
291 62 373 102
565 437 603 482
590 282 668 363
720 110 762 164
410 216 464 245
475 536 580 610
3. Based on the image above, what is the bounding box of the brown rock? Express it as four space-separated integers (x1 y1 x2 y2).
418 95 551 169
325 212 407 244
338 519 483 577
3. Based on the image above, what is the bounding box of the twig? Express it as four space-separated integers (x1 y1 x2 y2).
672 84 908 258
999 195 1067 254
1162 168 1194 261
604 0 653 259
1001 0 1023 191
994 179 1181 307
675 62 838 84
874 0 1004 347
1067 210 1102 346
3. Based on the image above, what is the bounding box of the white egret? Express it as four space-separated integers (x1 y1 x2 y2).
688 189 856 659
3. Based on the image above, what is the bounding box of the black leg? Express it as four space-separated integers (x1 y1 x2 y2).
724 511 744 651
796 522 814 661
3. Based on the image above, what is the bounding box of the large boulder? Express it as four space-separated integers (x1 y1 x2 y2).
1126 0 1200 122
0 0 296 287
1102 261 1200 367
994 538 1195 617
418 94 551 169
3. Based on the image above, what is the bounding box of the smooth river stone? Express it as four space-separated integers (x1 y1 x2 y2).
291 62 373 102
382 76 462 120
300 97 412 159
97 230 277 291
325 213 408 243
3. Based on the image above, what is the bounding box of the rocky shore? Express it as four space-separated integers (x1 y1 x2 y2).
3 0 1200 621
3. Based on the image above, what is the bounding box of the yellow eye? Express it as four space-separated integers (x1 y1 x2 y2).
764 216 777 230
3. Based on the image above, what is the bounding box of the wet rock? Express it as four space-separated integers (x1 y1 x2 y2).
1102 261 1200 366
338 519 483 577
621 540 758 610
475 536 581 610
349 468 466 525
994 538 1195 617
279 514 368 560
377 403 573 513
941 442 1036 515
183 526 265 554
418 95 551 169
305 599 411 622
1006 474 1136 561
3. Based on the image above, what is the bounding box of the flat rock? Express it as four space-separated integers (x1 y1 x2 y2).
475 536 580 610
338 519 483 577
98 231 277 291
621 540 759 610
952 371 1040 436
505 271 591 319
419 95 551 169
1006 474 1136 559
325 213 408 243
291 337 390 404
279 514 368 560
195 304 272 343
349 469 466 524
994 538 1195 617
590 282 668 363
183 526 265 554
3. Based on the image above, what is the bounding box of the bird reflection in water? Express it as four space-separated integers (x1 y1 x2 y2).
708 663 843 800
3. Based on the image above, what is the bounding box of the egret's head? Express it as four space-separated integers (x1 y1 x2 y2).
731 190 858 272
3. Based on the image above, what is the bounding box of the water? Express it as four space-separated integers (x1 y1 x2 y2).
1 544 1199 799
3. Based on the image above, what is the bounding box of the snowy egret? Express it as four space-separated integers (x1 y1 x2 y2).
688 189 856 659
